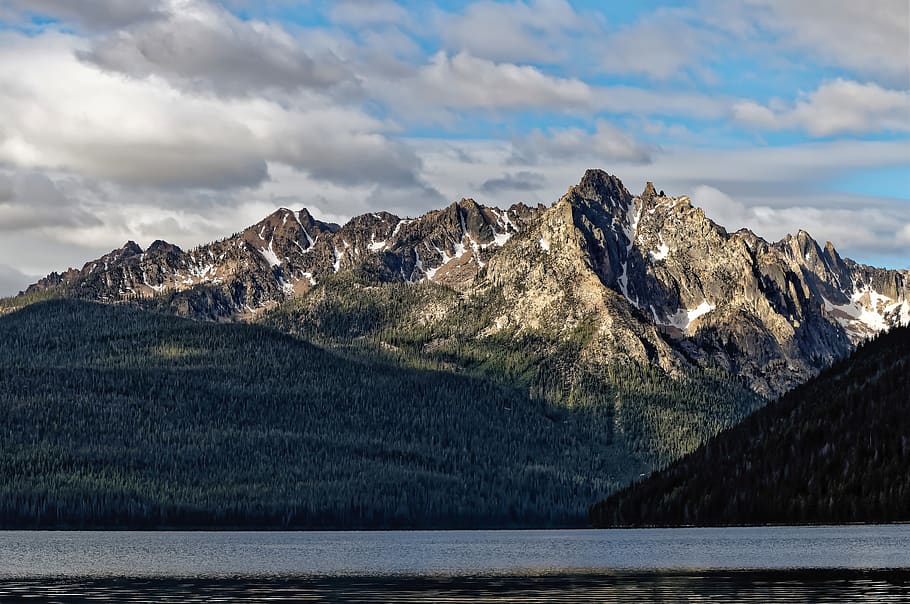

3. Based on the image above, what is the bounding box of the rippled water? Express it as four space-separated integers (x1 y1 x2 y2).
1 526 909 601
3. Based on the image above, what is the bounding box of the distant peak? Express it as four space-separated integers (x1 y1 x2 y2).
573 169 633 207
120 241 143 255
147 240 183 255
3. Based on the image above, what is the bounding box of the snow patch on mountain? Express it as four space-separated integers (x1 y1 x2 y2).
649 234 670 262
259 239 282 267
823 285 910 342
661 300 716 332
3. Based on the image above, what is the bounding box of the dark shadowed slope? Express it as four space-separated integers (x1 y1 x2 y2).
0 299 642 529
590 325 910 527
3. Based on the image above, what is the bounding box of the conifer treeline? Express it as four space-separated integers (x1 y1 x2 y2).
265 272 762 469
590 326 910 527
0 269 761 528
0 299 629 528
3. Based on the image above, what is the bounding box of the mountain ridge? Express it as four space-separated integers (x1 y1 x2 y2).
8 169 909 397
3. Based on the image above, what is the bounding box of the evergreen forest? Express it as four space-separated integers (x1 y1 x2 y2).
590 326 910 527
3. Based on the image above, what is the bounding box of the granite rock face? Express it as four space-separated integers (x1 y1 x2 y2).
20 170 908 395
24 200 539 317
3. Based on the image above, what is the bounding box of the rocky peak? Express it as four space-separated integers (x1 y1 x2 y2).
15 169 908 397
641 181 659 200
572 169 634 210
90 241 144 268
146 240 183 256
120 241 144 256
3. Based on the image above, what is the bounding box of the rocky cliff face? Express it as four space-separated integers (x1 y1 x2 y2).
477 170 908 396
19 170 908 395
24 200 541 318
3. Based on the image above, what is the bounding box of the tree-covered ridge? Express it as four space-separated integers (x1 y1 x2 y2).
265 270 763 469
0 299 652 529
590 326 910 527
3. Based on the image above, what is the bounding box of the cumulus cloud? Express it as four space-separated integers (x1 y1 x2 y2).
416 137 910 262
0 31 426 190
744 0 910 86
898 224 910 246
396 52 594 113
439 0 586 64
511 120 653 165
592 86 730 119
368 51 729 123
365 182 449 216
733 79 910 136
78 0 357 97
0 0 906 280
598 10 713 80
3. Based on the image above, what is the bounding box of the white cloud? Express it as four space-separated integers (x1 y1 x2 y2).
692 184 910 261
0 0 907 281
79 0 357 97
598 10 713 81
733 79 910 136
510 120 653 164
744 0 910 86
439 0 586 64
898 223 910 245
400 51 594 112
414 136 910 263
0 31 427 189
0 170 101 231
592 86 730 119
368 52 729 124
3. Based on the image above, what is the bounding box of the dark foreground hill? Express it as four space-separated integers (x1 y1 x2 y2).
590 326 910 527
0 299 652 529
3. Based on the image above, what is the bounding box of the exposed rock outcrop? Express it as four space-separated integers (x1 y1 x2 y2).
19 170 908 395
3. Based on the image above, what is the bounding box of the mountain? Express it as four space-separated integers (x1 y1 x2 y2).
19 200 540 319
589 325 910 527
3 170 907 491
11 170 907 400
0 299 644 528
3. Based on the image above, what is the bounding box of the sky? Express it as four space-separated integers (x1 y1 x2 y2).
0 0 907 295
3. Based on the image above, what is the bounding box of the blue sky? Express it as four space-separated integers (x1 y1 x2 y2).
0 0 907 294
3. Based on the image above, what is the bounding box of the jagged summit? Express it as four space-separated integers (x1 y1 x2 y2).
641 181 658 199
13 169 909 395
147 240 183 256
570 169 634 209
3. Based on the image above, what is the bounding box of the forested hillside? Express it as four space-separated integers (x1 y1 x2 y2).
0 299 647 528
590 326 910 527
265 270 763 468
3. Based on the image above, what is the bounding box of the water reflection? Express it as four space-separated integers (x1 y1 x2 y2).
1 571 909 603
3 526 910 578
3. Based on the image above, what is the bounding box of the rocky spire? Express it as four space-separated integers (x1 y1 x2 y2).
641 181 658 200
573 169 633 208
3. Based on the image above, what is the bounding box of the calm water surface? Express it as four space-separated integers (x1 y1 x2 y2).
1 526 908 601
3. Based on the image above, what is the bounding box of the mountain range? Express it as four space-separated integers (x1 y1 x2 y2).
12 170 909 399
1 170 907 527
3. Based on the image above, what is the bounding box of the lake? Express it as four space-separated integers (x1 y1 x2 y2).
1 525 909 601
